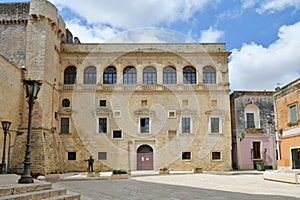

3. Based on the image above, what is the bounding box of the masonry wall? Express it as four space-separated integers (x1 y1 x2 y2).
0 55 23 173
274 78 300 169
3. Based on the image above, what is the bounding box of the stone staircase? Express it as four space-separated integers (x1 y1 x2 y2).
0 181 80 200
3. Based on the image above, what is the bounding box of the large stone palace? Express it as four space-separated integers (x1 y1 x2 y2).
0 0 232 174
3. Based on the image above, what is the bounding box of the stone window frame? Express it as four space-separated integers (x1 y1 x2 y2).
182 152 192 160
64 66 77 84
183 66 196 84
98 152 107 160
139 116 151 134
163 66 177 84
203 66 216 84
83 66 97 84
113 110 122 118
289 103 298 123
103 66 117 84
143 66 157 84
123 66 137 84
67 152 76 160
112 130 123 139
60 117 70 133
208 116 222 134
168 110 176 118
211 151 222 161
180 115 192 134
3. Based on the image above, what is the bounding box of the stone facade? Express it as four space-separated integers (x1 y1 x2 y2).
274 78 300 169
0 0 232 174
230 91 277 170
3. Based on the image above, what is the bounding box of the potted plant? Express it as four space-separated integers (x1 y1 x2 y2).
111 169 129 179
159 167 169 174
194 167 202 173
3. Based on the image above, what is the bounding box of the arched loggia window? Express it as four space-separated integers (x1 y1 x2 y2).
163 66 177 84
103 66 117 84
203 66 216 84
183 66 196 84
143 66 157 84
64 66 77 84
84 66 96 84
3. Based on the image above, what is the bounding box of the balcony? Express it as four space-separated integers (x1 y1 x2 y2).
245 120 262 134
58 83 230 92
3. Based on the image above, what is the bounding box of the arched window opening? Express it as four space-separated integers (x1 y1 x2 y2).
203 66 216 84
183 66 196 84
103 66 117 84
143 66 157 84
137 145 153 153
123 66 137 84
245 104 260 129
84 66 96 84
163 66 177 84
62 99 70 107
64 66 77 84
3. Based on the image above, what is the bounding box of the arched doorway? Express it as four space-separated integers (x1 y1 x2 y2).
137 145 153 170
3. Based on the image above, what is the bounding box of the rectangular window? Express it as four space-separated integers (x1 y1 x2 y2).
211 100 217 107
289 104 298 123
141 100 147 107
113 110 121 118
182 152 191 160
168 111 176 118
211 117 220 133
168 130 177 139
68 152 76 160
181 117 191 133
98 152 107 160
140 118 150 133
99 118 107 133
100 100 106 107
61 118 69 133
113 130 122 138
246 113 255 128
212 152 221 160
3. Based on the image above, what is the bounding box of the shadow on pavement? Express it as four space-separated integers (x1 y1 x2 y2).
53 179 300 200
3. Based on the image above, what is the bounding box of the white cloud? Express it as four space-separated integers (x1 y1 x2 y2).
240 0 300 13
259 0 300 13
229 21 300 91
50 0 217 28
241 0 260 9
199 27 224 43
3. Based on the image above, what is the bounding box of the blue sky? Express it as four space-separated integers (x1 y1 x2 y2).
1 0 300 91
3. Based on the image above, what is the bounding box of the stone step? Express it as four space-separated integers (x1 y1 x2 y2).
0 188 67 200
40 193 81 200
0 182 52 197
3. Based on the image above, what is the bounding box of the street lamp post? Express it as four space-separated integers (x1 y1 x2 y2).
18 79 42 184
0 121 11 174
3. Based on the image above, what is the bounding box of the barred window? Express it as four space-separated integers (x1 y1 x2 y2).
211 117 220 133
203 66 216 84
140 118 150 133
123 66 137 84
143 66 157 84
64 66 77 84
62 99 70 107
183 66 196 84
163 66 177 84
99 118 107 133
181 117 191 133
103 66 117 84
61 118 69 133
84 66 96 84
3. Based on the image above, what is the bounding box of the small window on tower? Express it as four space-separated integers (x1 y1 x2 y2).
100 100 106 107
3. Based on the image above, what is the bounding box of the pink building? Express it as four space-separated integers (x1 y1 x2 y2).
231 91 277 170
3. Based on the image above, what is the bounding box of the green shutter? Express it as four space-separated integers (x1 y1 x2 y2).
290 105 298 123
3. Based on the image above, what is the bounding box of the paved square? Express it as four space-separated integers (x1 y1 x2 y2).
53 174 300 199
